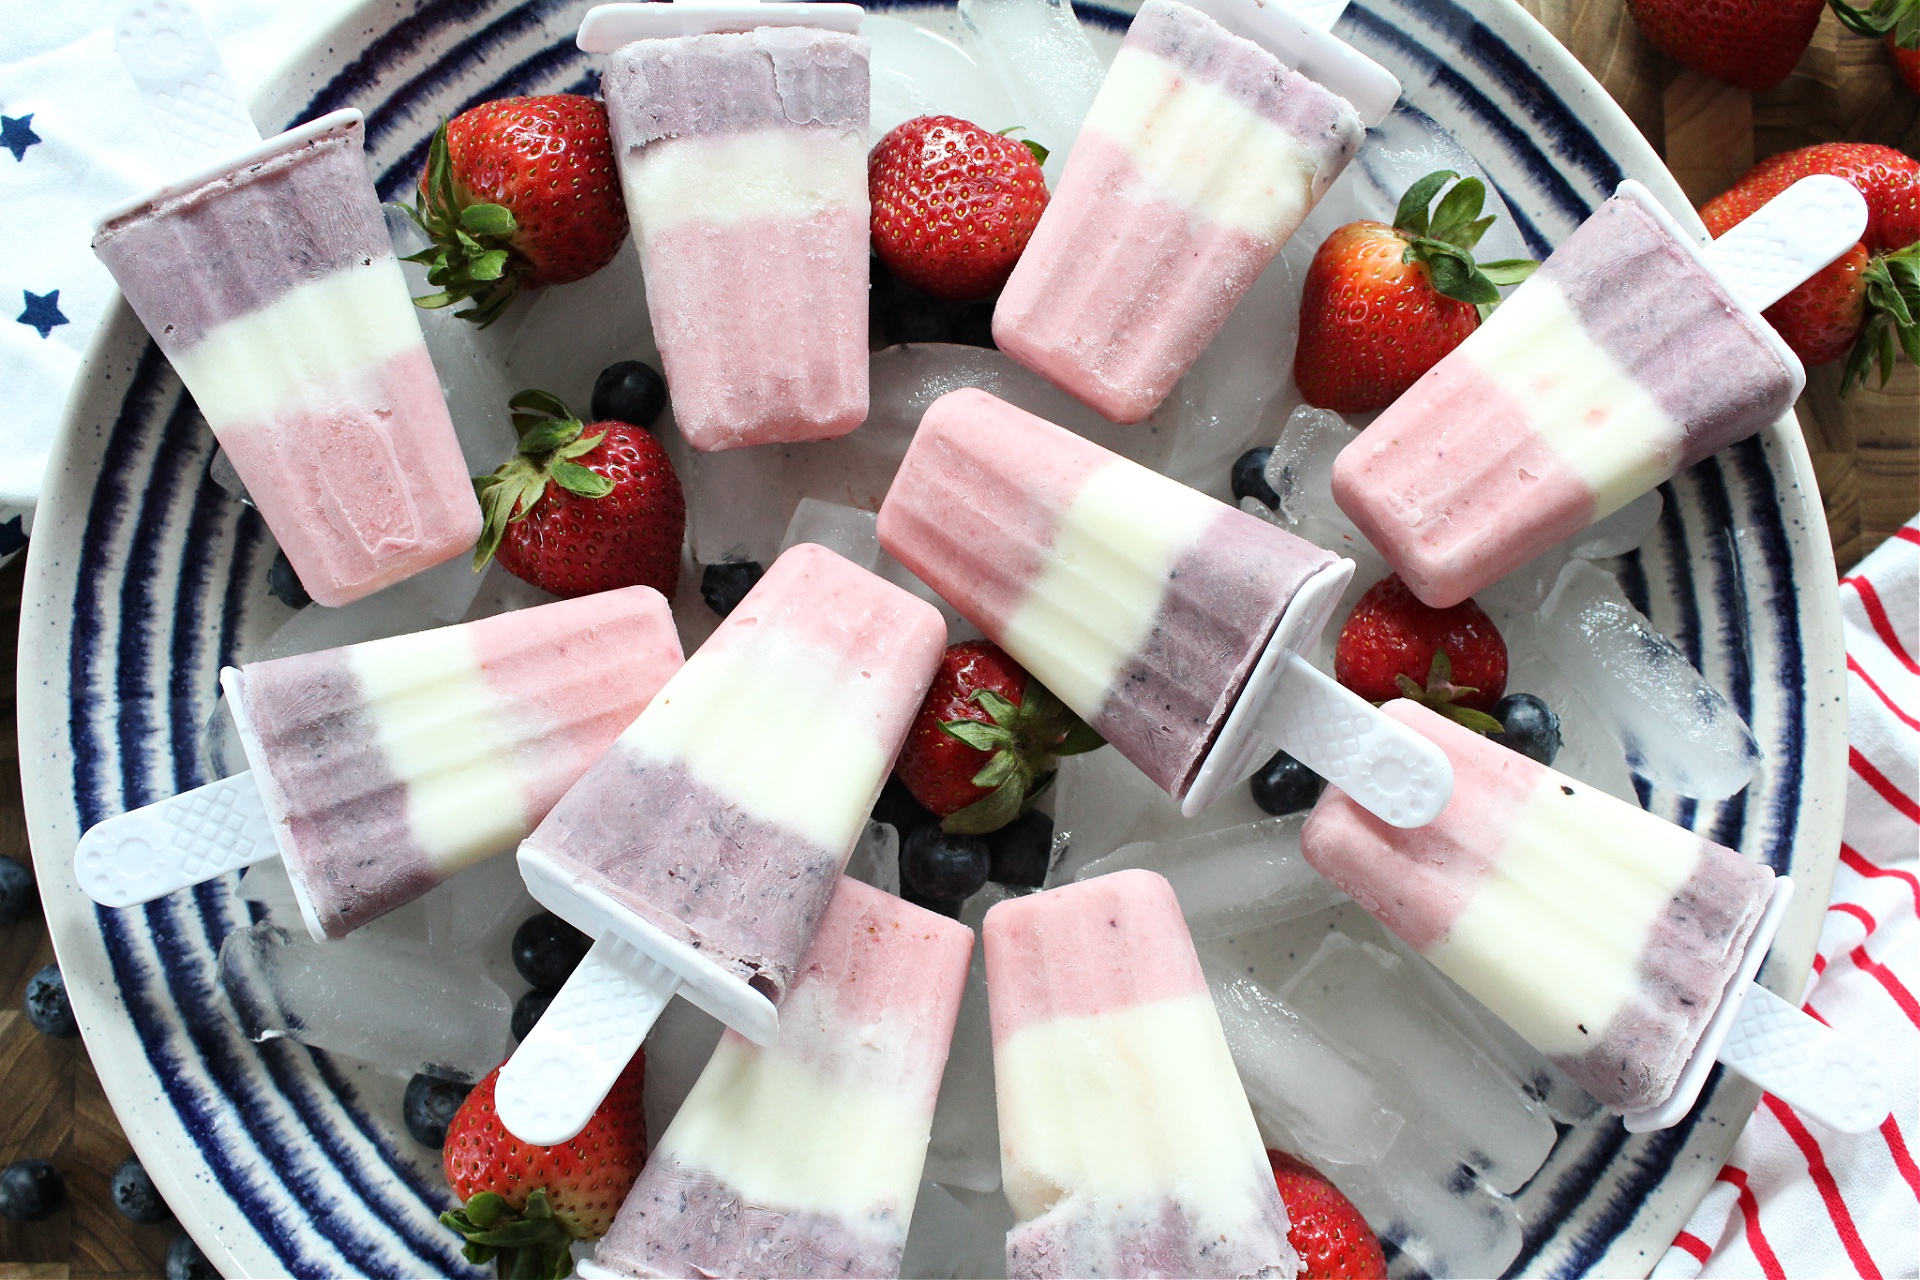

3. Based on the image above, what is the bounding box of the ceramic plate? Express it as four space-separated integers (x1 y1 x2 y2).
18 0 1847 1275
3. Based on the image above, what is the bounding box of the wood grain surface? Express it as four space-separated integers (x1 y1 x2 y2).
2 4 1916 1277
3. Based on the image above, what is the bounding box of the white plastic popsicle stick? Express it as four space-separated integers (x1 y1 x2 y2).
578 0 864 51
495 935 678 1145
73 771 280 909
1701 174 1869 312
1182 0 1400 126
114 0 262 168
1717 984 1892 1134
1183 558 1454 828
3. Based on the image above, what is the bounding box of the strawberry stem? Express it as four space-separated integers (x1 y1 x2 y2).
1392 170 1539 309
1842 240 1920 393
938 679 1104 835
397 119 526 328
1828 0 1920 46
440 1188 577 1280
472 390 610 570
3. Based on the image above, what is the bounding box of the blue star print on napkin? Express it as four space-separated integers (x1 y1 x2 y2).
18 290 68 339
2 114 40 162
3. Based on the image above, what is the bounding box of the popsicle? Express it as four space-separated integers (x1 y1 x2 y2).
986 869 1298 1279
1332 175 1870 608
993 0 1398 424
1301 701 1891 1133
498 543 947 1144
582 877 973 1280
92 103 482 606
73 587 684 940
597 14 870 452
877 388 1453 827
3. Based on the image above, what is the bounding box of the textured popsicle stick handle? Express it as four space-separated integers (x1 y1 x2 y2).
73 771 280 908
1264 658 1453 828
576 1 865 50
1718 983 1892 1134
115 0 261 167
496 936 676 1146
1702 175 1869 312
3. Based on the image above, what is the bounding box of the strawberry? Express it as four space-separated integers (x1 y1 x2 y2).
440 1055 647 1279
1334 574 1507 727
1700 143 1920 390
1829 0 1920 95
869 116 1049 301
404 95 627 326
1268 1150 1388 1280
894 641 1104 834
1295 171 1537 414
1624 0 1824 92
474 390 685 599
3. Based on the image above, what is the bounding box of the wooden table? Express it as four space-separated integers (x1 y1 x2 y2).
2 4 1916 1276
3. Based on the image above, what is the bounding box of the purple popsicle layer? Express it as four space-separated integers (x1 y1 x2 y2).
520 544 946 1002
877 388 1336 799
1333 188 1799 608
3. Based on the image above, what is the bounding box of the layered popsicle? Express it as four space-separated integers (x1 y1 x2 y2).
585 877 972 1280
227 587 684 938
1300 700 1777 1113
602 27 870 452
518 543 946 1005
1331 183 1801 609
993 0 1367 423
877 387 1337 802
986 869 1298 1279
92 109 482 606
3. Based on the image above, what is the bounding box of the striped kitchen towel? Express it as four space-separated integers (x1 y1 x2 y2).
1654 518 1919 1279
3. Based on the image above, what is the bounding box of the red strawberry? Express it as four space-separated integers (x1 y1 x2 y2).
475 390 685 599
1334 575 1507 726
441 1055 647 1278
1829 0 1920 95
894 641 1104 834
1625 0 1824 92
405 95 627 326
1295 171 1537 414
1268 1150 1388 1280
1700 142 1920 390
870 116 1049 301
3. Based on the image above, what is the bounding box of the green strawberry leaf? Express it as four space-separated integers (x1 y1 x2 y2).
1427 176 1488 247
1054 721 1108 756
1393 171 1538 310
1420 248 1502 306
468 248 511 282
460 202 518 236
509 389 574 420
941 719 1016 753
971 687 1022 728
1438 704 1508 734
1842 241 1920 394
517 416 584 455
439 1188 576 1280
942 773 1027 835
556 432 605 461
1022 139 1050 165
1478 258 1541 286
970 749 1021 790
1829 0 1920 42
1393 170 1456 238
550 460 614 498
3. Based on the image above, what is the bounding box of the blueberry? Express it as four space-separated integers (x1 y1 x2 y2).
1250 750 1324 816
900 882 964 919
591 360 669 429
0 1159 64 1222
951 302 996 349
886 291 950 345
986 810 1052 888
0 856 35 926
402 1073 473 1148
511 913 591 991
901 826 991 903
1231 447 1280 510
166 1232 219 1280
700 560 764 618
1489 693 1562 765
110 1156 170 1225
511 988 554 1043
265 549 310 610
24 963 76 1038
871 775 936 838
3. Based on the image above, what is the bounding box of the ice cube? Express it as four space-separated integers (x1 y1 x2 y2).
1499 644 1638 805
901 1180 974 1280
925 889 1004 1193
1277 933 1555 1195
641 996 725 1152
370 552 490 624
783 499 881 570
461 561 557 621
1047 747 1166 882
1571 488 1663 559
201 694 247 780
208 448 252 506
242 590 440 665
1078 817 1346 939
865 14 1018 141
423 850 538 953
951 1186 1014 1280
1199 952 1404 1165
845 820 903 898
218 922 514 1082
501 239 658 416
1154 257 1301 501
1539 560 1762 800
1317 1137 1524 1280
954 0 1107 182
237 858 303 923
1263 406 1384 571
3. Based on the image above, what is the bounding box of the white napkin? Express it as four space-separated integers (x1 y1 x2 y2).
0 0 361 558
